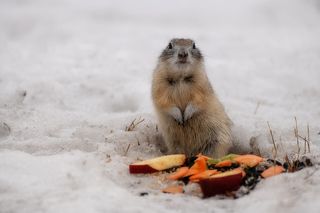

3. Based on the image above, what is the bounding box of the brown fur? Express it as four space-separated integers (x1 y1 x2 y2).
152 39 232 158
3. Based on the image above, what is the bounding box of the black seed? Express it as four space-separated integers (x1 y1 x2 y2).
245 167 260 177
293 160 305 171
283 162 289 170
305 158 313 167
207 164 216 170
181 176 190 185
267 159 282 166
243 176 260 190
244 177 255 186
298 161 306 168
139 192 149 196
301 156 313 167
255 164 269 173
185 156 197 167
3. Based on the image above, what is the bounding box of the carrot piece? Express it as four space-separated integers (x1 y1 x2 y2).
184 168 199 177
193 156 207 171
189 170 220 182
215 160 233 168
261 166 284 178
184 156 207 177
167 167 189 180
234 154 263 167
162 185 184 194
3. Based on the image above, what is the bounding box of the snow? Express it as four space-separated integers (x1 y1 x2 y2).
1 0 320 212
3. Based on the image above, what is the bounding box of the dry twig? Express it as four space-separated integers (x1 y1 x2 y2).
303 135 307 155
254 101 261 115
125 117 145 131
284 154 293 172
124 143 131 156
135 135 140 146
294 117 301 158
307 123 311 153
267 121 277 162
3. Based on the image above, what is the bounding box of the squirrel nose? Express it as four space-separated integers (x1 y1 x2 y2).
178 51 188 59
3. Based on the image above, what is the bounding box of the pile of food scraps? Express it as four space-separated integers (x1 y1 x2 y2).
129 153 313 198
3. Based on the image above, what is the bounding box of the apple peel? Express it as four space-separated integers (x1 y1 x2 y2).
199 170 243 198
129 154 186 174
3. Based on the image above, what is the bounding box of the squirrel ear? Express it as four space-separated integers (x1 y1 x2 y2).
168 42 173 49
192 43 196 49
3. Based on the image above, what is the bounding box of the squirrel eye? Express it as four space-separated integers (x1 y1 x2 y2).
192 43 196 49
168 43 173 49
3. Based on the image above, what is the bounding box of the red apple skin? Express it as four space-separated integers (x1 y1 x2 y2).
199 173 243 198
129 154 186 174
129 164 159 174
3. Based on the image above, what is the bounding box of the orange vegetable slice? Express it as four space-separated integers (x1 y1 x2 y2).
184 156 207 177
167 167 189 180
234 154 263 167
261 166 284 178
184 168 199 177
162 185 184 194
215 160 233 168
193 156 207 171
189 170 220 182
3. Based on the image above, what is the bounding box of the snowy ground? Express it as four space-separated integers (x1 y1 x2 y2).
1 0 320 212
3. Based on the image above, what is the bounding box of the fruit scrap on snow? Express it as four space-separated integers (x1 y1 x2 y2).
129 153 313 198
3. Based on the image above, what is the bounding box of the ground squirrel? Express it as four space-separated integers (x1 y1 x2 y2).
152 38 232 158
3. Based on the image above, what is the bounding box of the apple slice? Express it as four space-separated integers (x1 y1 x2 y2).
231 167 246 178
234 154 263 167
129 154 186 174
198 169 243 198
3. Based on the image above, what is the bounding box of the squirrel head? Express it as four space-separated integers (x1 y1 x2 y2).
159 38 203 71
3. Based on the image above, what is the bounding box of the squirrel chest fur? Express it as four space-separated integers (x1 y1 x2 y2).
152 38 232 158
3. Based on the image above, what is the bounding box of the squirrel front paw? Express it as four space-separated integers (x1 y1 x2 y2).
183 103 199 123
167 106 183 125
167 104 200 125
